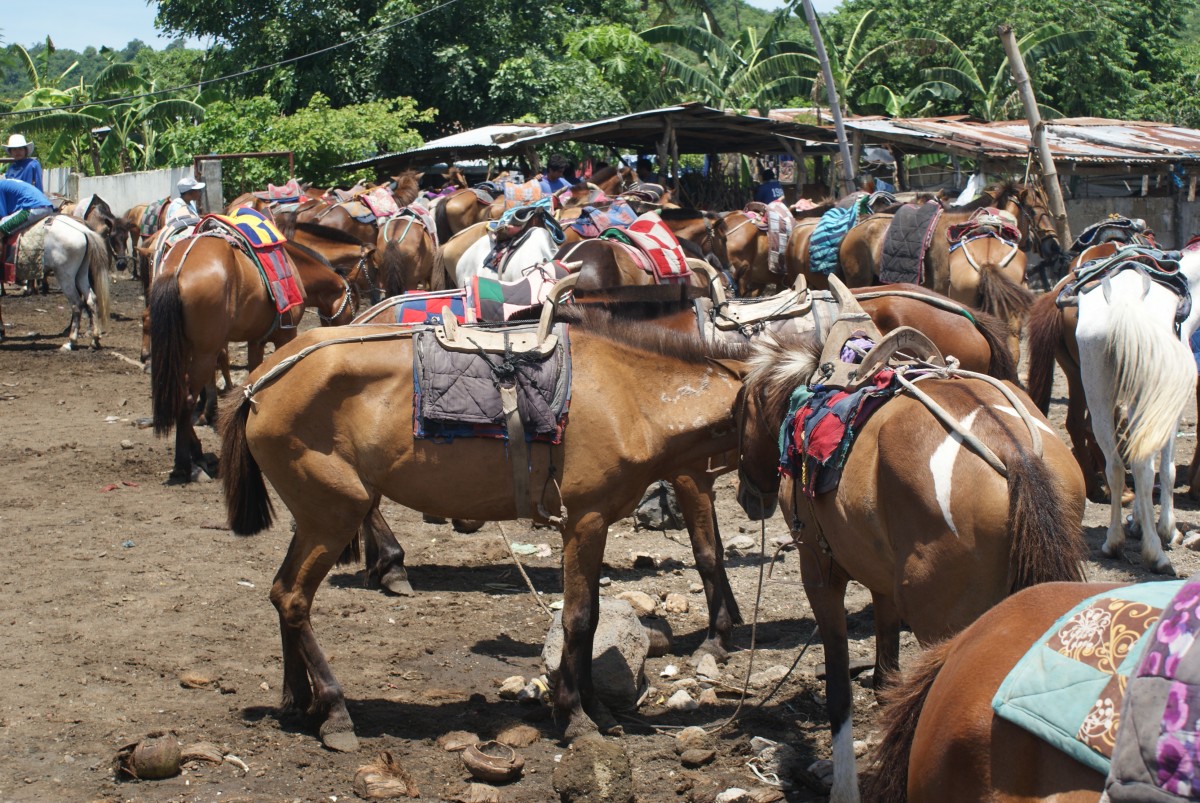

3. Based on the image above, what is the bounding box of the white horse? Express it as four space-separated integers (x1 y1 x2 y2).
1076 244 1200 573
1 215 112 350
455 223 560 287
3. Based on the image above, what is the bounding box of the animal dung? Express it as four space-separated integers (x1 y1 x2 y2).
115 731 181 780
352 751 421 799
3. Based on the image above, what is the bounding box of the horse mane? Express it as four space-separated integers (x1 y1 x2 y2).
956 179 1025 212
295 221 370 247
391 170 421 207
743 334 822 430
659 207 719 222
558 304 751 363
284 238 336 271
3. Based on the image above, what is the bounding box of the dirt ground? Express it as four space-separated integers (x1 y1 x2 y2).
2 273 1199 803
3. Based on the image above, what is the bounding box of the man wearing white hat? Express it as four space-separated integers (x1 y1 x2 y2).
166 175 206 223
5 134 43 191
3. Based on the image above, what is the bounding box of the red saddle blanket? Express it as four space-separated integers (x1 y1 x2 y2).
200 207 303 315
602 212 691 283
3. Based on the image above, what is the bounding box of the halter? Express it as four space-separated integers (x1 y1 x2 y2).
317 274 356 325
954 232 1021 274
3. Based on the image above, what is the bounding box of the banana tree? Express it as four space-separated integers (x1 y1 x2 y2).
907 24 1096 120
9 39 82 112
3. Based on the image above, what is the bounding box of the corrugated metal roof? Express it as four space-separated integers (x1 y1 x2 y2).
842 117 1200 168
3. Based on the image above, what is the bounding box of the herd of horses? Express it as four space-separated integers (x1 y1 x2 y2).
8 171 1200 802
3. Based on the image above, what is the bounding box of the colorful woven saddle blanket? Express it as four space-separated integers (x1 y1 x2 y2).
600 212 691 284
377 289 473 326
198 207 303 315
778 352 902 497
809 197 870 276
362 186 401 220
1057 245 1190 328
879 200 944 285
563 200 638 239
618 183 666 205
412 322 571 443
140 198 170 237
471 185 498 206
947 207 1021 244
1106 573 1200 801
252 179 304 204
504 180 545 211
472 261 572 322
764 200 795 274
993 581 1183 777
1072 215 1152 254
2 216 51 285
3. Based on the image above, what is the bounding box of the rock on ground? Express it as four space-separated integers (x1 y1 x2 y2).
543 599 649 711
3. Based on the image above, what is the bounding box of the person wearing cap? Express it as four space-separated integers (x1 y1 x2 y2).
5 134 43 191
166 175 206 222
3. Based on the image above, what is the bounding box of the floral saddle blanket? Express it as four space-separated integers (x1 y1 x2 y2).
992 580 1186 778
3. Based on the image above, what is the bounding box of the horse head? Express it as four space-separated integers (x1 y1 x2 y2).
997 182 1061 260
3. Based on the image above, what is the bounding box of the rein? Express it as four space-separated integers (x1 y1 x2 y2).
317 274 356 325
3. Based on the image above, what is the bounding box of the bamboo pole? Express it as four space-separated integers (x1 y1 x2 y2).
800 0 855 196
996 24 1072 246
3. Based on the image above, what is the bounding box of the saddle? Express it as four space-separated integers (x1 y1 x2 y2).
1056 245 1191 330
561 199 637 239
196 207 303 315
362 186 401 220
151 216 200 278
619 183 666 205
879 200 944 285
946 207 1020 244
691 261 814 343
2 215 51 285
600 211 691 283
383 205 439 248
1071 215 1152 254
140 199 169 237
436 274 577 357
252 179 304 204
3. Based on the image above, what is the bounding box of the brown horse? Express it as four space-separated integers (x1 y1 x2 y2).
866 581 1118 802
946 230 1032 360
376 213 443 295
735 280 1086 802
433 188 504 243
437 221 490 286
219 308 754 750
149 236 358 482
553 239 714 292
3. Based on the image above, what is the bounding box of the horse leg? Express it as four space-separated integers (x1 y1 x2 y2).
802 552 859 803
218 348 233 393
1132 455 1173 575
169 402 199 482
672 469 740 662
555 510 620 740
362 504 413 596
247 342 266 373
1158 431 1182 549
1099 446 1129 561
870 592 902 691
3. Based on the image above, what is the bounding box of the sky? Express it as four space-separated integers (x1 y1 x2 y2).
5 0 844 52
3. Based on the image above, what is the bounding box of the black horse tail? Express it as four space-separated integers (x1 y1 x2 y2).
1007 450 1086 590
148 273 186 435
862 639 955 803
219 395 274 535
969 308 1019 383
434 196 452 245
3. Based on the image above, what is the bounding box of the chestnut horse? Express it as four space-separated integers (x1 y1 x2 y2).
432 187 504 243
149 236 358 482
866 581 1119 802
946 228 1032 360
377 212 444 295
219 309 752 750
436 221 490 286
735 279 1085 803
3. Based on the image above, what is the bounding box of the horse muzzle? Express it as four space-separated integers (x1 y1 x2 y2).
737 482 777 521
116 257 128 272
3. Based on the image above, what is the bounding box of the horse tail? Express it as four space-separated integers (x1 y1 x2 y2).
148 272 187 436
380 239 406 297
969 308 1019 382
434 197 452 244
862 638 955 803
82 226 113 326
1007 449 1086 590
430 238 447 290
1105 289 1196 466
219 394 274 535
1025 291 1063 413
977 261 1034 329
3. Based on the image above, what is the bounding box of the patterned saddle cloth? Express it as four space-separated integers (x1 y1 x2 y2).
993 581 1183 777
946 207 1020 244
412 322 571 443
252 179 303 204
150 216 200 278
198 207 303 315
1072 215 1152 254
1106 574 1200 801
504 180 545 211
2 216 51 285
809 197 870 276
562 200 638 239
1057 245 1191 330
600 211 691 283
140 198 170 237
879 200 944 285
362 186 401 220
472 261 572 322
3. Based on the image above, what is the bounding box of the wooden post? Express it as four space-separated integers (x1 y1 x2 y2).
997 24 1072 245
800 0 855 195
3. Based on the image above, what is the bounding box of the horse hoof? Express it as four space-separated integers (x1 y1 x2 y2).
1100 543 1120 559
563 713 599 743
381 570 415 597
59 342 74 352
1152 557 1177 576
321 729 359 753
691 641 730 665
452 519 486 534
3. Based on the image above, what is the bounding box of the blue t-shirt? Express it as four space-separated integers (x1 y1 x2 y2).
5 158 43 191
539 175 572 195
0 178 53 217
754 180 785 204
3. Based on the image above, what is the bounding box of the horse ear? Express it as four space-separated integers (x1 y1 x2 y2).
708 357 747 379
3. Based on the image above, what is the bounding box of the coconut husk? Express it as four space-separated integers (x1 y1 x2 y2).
352 751 420 799
181 742 225 765
115 731 181 780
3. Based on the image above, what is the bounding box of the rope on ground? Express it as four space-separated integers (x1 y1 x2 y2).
495 521 554 618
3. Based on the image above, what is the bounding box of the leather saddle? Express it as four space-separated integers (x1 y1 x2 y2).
436 273 578 357
812 275 945 390
692 261 812 332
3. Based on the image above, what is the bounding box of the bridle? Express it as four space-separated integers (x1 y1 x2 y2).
317 274 357 325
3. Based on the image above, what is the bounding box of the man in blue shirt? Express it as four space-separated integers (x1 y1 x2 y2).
5 135 44 192
0 177 54 236
754 168 785 204
538 154 573 195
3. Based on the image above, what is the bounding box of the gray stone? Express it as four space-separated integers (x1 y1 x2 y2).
553 735 634 803
749 665 789 689
119 439 134 450
688 583 704 594
615 591 656 617
632 481 684 531
665 690 698 711
697 688 719 706
725 535 756 553
715 789 753 803
694 653 720 680
680 748 715 767
543 599 649 711
674 726 712 754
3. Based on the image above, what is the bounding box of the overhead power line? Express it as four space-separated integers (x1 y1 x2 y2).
0 0 462 119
